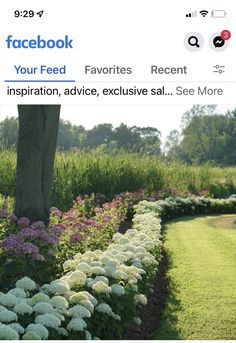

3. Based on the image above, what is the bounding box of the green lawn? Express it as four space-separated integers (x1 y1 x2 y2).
154 215 236 340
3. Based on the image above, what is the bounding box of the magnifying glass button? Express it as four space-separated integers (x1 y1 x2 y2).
184 32 204 51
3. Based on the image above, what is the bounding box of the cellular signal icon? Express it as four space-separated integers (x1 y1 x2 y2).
186 11 197 18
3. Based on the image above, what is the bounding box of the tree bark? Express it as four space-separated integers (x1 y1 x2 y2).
15 105 60 223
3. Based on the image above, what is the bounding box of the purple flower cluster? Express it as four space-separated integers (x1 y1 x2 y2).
31 221 45 230
50 207 63 217
49 225 63 236
0 216 59 259
0 234 40 258
17 217 30 228
73 221 88 230
0 210 8 218
70 232 84 242
8 214 18 223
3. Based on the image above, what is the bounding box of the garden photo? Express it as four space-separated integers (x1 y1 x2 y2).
0 104 235 340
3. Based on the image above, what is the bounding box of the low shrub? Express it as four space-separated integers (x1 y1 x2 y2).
134 196 236 221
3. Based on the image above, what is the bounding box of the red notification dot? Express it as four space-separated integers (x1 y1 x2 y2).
221 30 231 40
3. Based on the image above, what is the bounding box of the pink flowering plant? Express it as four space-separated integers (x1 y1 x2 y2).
0 194 128 289
0 213 60 289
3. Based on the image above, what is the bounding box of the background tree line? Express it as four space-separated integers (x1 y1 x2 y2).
0 118 162 155
165 105 236 166
1 105 236 165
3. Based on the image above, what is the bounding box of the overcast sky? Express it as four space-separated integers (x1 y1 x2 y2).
0 104 235 144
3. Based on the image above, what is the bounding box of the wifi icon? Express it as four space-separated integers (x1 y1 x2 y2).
200 10 209 17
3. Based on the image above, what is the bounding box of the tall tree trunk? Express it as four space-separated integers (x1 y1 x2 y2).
15 105 60 223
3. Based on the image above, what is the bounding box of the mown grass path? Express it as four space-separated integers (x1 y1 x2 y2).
154 215 236 340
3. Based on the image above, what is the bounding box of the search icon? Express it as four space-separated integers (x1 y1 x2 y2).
188 36 200 48
184 32 204 51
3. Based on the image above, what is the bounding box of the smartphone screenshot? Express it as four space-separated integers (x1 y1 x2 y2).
0 0 235 341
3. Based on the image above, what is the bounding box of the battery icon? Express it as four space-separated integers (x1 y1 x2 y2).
211 10 227 18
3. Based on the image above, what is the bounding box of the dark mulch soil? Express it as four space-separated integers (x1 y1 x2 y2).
123 250 169 340
119 220 132 234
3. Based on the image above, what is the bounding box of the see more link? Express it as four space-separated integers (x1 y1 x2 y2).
5 35 73 49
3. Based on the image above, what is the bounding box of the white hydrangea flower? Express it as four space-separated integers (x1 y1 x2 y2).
117 237 130 244
111 270 128 280
135 247 147 254
0 324 19 339
122 251 135 260
95 303 113 315
111 313 121 321
90 266 106 275
108 249 120 256
13 302 33 315
26 324 49 339
128 265 146 276
0 309 18 322
90 261 103 267
55 327 68 336
87 276 109 288
50 296 68 311
35 313 61 328
9 323 25 334
134 294 148 306
133 317 142 325
85 330 92 340
94 276 109 284
93 249 103 258
83 251 97 260
111 284 125 296
74 252 82 261
114 254 128 263
92 281 111 294
67 271 87 287
40 284 51 293
86 278 96 287
63 259 77 271
70 292 89 304
93 336 100 340
79 257 91 264
100 255 112 264
79 291 98 306
34 302 55 314
69 305 91 318
52 311 65 322
67 318 87 332
0 294 19 307
22 331 41 340
16 277 36 291
127 275 138 284
112 232 122 240
30 292 50 305
104 258 120 268
48 280 70 294
76 262 92 275
63 290 76 302
0 305 7 311
80 300 94 313
8 288 27 299
142 257 154 266
143 241 154 249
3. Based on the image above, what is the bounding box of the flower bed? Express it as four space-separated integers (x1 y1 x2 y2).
1 195 235 339
0 209 162 339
